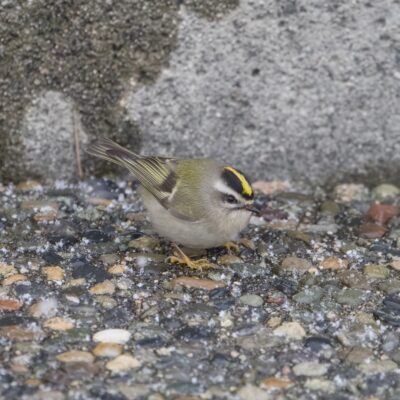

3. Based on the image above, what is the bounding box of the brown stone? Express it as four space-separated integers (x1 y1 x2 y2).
16 180 42 191
33 210 58 221
89 280 115 295
108 264 126 275
93 343 123 358
359 223 387 239
170 276 225 291
43 317 74 331
218 254 243 265
0 326 46 342
2 274 28 286
106 354 141 371
0 298 23 311
43 266 65 281
20 200 58 211
390 260 400 271
320 257 349 270
56 351 94 364
0 263 17 277
87 197 113 207
366 203 399 225
261 377 293 389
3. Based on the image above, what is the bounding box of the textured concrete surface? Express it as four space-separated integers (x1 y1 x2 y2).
1 0 399 184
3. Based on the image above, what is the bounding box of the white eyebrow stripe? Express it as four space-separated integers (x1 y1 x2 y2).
214 181 243 200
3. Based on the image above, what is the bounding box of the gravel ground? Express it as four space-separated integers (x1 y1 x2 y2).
0 178 399 399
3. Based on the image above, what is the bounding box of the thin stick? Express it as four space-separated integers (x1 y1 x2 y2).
72 107 83 180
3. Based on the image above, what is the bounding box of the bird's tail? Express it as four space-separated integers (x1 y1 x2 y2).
87 137 140 167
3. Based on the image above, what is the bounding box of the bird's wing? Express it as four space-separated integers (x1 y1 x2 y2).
88 138 177 206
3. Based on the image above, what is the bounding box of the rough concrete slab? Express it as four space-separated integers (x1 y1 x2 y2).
1 0 399 184
127 0 400 185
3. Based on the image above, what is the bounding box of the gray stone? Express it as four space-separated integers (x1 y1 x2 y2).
335 288 366 306
293 287 323 304
239 294 264 307
293 361 328 377
372 184 400 199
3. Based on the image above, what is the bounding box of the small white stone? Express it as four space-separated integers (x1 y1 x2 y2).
93 329 131 344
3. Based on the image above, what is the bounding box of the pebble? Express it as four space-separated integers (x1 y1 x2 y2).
93 342 123 358
359 223 387 239
261 377 293 389
87 197 113 207
334 183 368 203
2 274 28 286
389 260 400 271
338 270 370 290
170 276 225 291
280 257 312 274
0 263 17 277
16 180 42 191
293 287 323 304
273 322 306 340
43 317 74 331
305 378 335 393
293 361 328 377
94 295 118 309
89 280 115 295
20 200 58 211
367 203 399 225
0 298 23 311
0 325 45 342
239 294 264 307
364 264 390 279
100 253 120 266
128 236 159 251
106 354 141 372
378 279 400 294
218 254 243 264
372 183 400 199
335 288 366 306
56 351 95 364
93 329 131 344
33 210 58 221
42 266 65 282
358 359 398 374
344 347 373 364
108 264 126 275
237 384 272 400
29 298 58 318
320 201 340 215
319 257 349 270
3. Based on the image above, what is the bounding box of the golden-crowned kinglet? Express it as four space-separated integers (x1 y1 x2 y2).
88 138 259 250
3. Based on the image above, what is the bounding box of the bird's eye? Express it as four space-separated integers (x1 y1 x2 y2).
225 194 238 204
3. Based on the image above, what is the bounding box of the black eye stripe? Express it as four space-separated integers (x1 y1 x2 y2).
224 194 238 204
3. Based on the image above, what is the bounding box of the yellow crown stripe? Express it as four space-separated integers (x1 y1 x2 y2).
225 166 253 196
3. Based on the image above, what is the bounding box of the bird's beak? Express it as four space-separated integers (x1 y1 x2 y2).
244 204 260 215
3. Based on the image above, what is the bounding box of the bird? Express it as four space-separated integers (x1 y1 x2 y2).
87 137 259 269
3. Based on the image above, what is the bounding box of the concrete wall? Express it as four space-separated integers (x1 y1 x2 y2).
1 0 399 185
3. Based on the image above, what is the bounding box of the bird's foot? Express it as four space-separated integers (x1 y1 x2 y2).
224 239 256 253
166 245 217 271
223 241 240 253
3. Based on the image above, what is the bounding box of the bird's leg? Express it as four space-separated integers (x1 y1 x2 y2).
223 239 255 253
166 245 217 271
